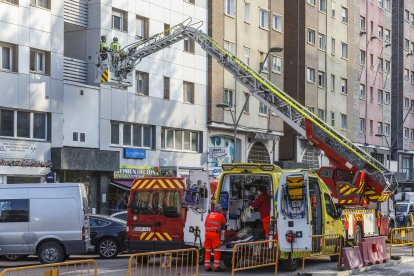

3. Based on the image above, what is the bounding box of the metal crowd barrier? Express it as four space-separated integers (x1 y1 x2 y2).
231 239 279 276
0 259 98 276
389 226 414 257
127 248 199 276
302 234 342 272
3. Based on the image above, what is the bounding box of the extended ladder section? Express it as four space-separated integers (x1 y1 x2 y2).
96 21 398 203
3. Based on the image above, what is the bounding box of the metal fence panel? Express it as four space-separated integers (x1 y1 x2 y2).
302 234 342 272
390 226 414 257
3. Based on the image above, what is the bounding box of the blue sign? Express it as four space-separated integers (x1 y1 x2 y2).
46 172 55 183
123 148 146 159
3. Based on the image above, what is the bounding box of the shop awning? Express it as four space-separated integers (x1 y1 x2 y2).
110 179 134 191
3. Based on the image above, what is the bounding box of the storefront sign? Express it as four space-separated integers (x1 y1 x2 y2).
123 148 146 159
114 166 159 179
209 147 229 159
0 141 36 160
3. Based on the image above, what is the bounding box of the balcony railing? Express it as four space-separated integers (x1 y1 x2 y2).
64 57 88 84
64 0 88 28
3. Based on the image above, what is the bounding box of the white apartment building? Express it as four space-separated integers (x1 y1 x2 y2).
0 0 208 214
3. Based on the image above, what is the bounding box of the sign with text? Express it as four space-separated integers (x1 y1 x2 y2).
114 166 159 179
209 147 229 159
123 148 146 159
0 141 36 160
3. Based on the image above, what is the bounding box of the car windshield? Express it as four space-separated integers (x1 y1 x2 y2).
395 204 408 213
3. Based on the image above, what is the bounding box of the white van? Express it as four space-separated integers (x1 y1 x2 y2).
0 183 94 263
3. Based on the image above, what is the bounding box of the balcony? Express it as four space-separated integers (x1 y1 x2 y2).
64 0 88 28
64 57 88 84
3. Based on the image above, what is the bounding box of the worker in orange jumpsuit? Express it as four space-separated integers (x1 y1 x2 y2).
204 204 226 272
249 185 271 239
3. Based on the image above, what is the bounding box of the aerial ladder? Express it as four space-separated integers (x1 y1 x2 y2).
95 20 398 205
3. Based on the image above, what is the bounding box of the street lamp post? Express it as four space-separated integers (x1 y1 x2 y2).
375 133 391 169
217 47 283 163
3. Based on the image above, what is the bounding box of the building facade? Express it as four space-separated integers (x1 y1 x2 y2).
208 0 284 176
392 0 414 181
0 0 208 214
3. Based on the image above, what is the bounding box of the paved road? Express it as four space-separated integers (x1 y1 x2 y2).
1 246 414 275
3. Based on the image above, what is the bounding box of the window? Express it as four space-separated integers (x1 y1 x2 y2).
225 0 235 16
164 77 170 100
385 123 390 136
331 112 335 126
331 38 336 55
404 97 410 109
341 113 347 130
360 16 366 31
385 60 390 72
184 0 195 4
183 38 195 53
308 29 316 44
244 93 250 112
244 2 250 22
378 122 384 134
405 69 410 80
318 109 325 120
378 58 383 72
318 33 326 50
411 72 414 84
331 1 336 17
136 16 148 40
0 109 48 140
360 50 366 65
183 81 194 104
131 190 182 218
385 29 391 42
17 111 30 138
318 71 325 87
272 56 282 73
308 106 315 113
360 84 366 99
259 51 268 72
243 47 250 65
161 128 200 152
405 39 410 51
223 89 234 107
272 14 282 31
340 78 347 94
369 120 373 134
341 7 348 23
0 44 12 71
341 42 348 58
324 194 337 218
307 0 315 5
359 118 366 133
224 41 236 55
30 0 49 9
164 23 171 35
307 67 315 83
259 9 269 29
411 129 414 142
112 9 127 31
412 14 414 26
136 71 149 95
405 10 410 22
378 89 384 104
319 0 326 12
0 199 29 223
401 156 413 180
405 128 409 139
378 0 384 8
331 74 335 92
378 26 383 40
111 123 119 144
30 49 48 74
111 122 153 148
370 54 374 68
384 91 390 104
384 0 391 10
3 0 19 4
370 87 374 102
259 102 269 115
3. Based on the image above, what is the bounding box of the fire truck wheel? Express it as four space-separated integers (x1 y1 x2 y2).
281 258 300 272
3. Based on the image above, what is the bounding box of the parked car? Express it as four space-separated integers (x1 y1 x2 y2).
89 214 126 258
110 211 127 221
0 183 94 264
